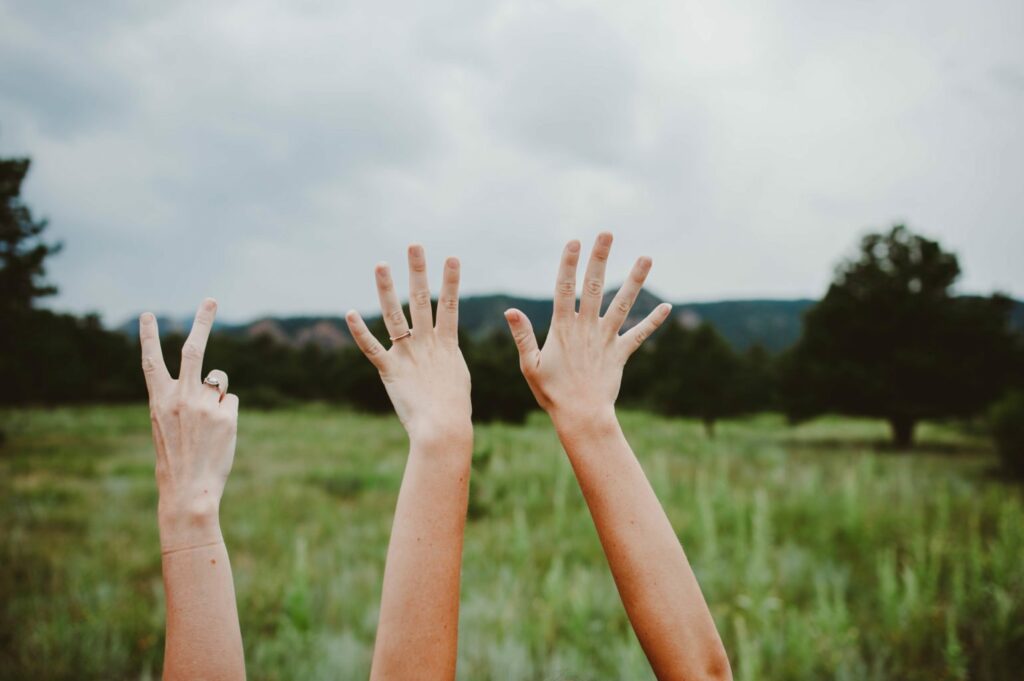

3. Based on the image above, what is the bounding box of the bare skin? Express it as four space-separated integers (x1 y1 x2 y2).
140 298 245 681
346 245 472 681
504 233 733 681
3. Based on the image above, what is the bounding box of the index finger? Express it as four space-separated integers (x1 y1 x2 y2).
179 298 217 384
139 312 171 396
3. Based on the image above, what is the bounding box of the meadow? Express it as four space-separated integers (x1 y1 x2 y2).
1 405 1022 681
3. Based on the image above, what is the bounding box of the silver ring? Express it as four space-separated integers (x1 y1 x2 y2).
203 376 221 387
389 330 413 342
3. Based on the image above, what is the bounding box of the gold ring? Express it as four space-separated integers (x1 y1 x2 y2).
389 330 412 342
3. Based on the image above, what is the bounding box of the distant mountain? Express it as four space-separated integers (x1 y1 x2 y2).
117 294 1023 354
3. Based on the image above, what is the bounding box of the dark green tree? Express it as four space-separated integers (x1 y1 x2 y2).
782 225 1017 447
465 329 535 423
650 320 746 436
1 156 61 315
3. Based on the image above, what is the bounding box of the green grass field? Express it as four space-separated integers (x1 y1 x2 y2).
1 406 1022 680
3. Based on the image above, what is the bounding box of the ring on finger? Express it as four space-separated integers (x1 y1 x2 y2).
389 330 413 342
203 370 229 397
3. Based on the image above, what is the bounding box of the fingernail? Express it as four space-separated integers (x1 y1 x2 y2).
639 256 652 269
568 240 581 253
598 231 613 245
504 309 519 322
203 298 217 311
140 312 155 324
446 256 459 268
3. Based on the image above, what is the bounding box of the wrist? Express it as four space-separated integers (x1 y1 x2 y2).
158 496 222 552
549 404 619 438
408 419 474 458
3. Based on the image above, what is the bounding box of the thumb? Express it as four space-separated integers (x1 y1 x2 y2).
504 308 540 370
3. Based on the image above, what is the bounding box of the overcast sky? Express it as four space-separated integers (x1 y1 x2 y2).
2 0 1022 324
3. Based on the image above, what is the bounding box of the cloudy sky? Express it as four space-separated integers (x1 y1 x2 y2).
2 0 1022 324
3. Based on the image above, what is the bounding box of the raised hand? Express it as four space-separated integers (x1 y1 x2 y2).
503 232 672 426
139 298 245 681
140 298 239 549
345 245 473 681
345 245 472 443
503 234 732 681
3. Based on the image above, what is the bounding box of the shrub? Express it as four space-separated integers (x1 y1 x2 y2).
991 391 1024 477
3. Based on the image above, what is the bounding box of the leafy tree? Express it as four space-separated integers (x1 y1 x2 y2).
782 225 1017 447
735 344 778 413
1 156 61 314
650 321 746 436
465 329 535 423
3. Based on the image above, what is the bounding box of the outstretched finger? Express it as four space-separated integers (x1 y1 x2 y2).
180 298 217 385
578 232 613 319
346 310 389 370
603 256 652 336
375 263 411 342
552 240 581 326
435 257 461 340
504 308 541 375
407 244 433 331
620 303 673 357
139 312 171 396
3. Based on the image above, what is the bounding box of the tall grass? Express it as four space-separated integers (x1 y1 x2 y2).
1 406 1021 680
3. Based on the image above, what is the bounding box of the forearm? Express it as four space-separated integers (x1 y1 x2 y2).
160 513 245 681
553 410 730 681
370 426 473 681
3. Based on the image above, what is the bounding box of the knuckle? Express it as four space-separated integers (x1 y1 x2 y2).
557 280 575 296
616 299 631 314
365 342 383 357
412 290 431 307
388 310 405 325
181 342 203 360
634 329 647 346
441 295 458 312
585 278 603 296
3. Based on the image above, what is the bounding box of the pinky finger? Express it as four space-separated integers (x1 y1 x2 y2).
620 303 673 357
345 310 389 370
222 393 240 417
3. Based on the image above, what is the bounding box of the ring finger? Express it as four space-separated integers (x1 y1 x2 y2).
203 369 229 402
375 262 412 342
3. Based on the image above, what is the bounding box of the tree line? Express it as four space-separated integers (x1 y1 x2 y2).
3 153 1023 454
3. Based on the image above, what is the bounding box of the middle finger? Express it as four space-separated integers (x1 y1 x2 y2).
407 244 433 331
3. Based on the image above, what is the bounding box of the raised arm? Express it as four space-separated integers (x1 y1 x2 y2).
345 245 473 681
139 298 245 681
504 233 731 681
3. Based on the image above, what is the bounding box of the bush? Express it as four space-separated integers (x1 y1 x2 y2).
991 391 1024 477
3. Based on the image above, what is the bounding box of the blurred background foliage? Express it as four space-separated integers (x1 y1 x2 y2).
3 153 1022 457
